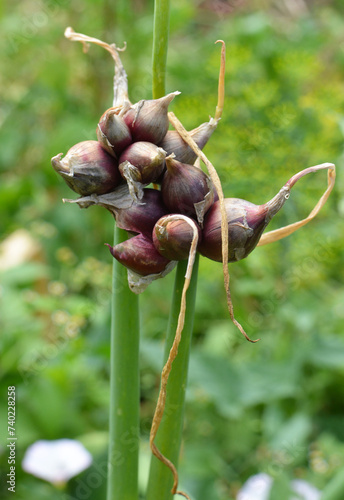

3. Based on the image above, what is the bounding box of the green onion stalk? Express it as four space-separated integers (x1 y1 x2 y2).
107 0 199 498
146 1 199 499
107 226 140 500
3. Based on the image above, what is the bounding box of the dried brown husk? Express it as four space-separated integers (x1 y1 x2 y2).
127 260 177 294
64 27 130 109
257 163 336 246
63 183 134 211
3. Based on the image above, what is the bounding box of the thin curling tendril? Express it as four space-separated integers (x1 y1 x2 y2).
149 215 199 499
258 163 336 246
168 40 258 343
168 112 259 343
215 40 225 121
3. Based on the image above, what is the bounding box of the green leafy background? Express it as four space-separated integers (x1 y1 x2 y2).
0 0 343 499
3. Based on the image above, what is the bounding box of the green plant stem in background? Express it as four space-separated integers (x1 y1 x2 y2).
146 256 199 500
152 0 171 99
149 2 200 498
107 225 140 500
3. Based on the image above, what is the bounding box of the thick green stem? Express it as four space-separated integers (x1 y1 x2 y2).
146 256 199 500
148 1 199 497
152 0 171 99
107 225 140 500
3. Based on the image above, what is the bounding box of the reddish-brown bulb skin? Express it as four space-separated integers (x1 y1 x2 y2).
118 141 166 184
152 216 202 261
115 188 169 237
158 119 217 164
123 92 179 144
199 197 280 262
51 140 121 196
96 108 132 157
106 234 171 276
161 156 214 220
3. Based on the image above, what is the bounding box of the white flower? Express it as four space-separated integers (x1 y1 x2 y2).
291 479 321 500
237 473 273 500
22 439 92 483
237 473 321 500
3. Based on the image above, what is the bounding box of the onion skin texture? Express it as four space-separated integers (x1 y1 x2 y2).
96 108 132 157
51 140 121 196
118 141 166 184
114 188 168 237
152 216 202 261
159 119 217 164
199 191 289 262
123 92 179 144
161 157 214 219
106 234 171 276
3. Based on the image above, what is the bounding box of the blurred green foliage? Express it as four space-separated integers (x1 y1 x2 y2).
1 1 344 499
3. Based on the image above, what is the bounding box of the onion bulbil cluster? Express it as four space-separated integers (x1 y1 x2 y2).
51 88 227 282
53 28 335 299
51 88 334 288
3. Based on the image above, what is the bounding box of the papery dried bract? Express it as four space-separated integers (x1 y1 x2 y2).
63 183 134 211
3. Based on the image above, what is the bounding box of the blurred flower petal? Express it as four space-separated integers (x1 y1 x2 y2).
291 479 321 500
237 474 322 500
237 473 273 500
22 439 92 483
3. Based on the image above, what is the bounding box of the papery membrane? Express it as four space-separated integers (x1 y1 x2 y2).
63 183 134 211
128 260 177 294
